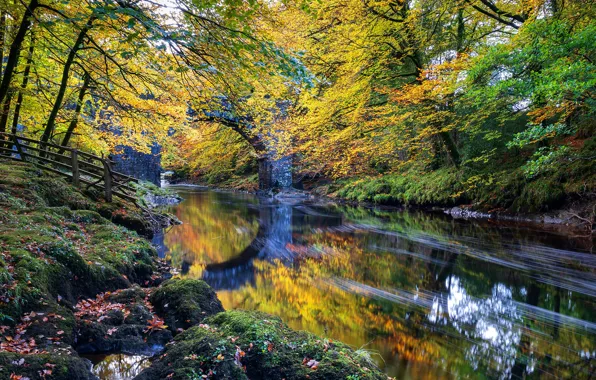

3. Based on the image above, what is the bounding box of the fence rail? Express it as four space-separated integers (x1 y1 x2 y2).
0 132 139 202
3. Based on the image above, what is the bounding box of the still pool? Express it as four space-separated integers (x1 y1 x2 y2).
150 186 595 379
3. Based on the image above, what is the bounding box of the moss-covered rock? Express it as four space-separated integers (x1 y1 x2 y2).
0 159 159 324
0 352 97 380
107 285 147 304
150 279 224 332
135 310 387 380
75 289 173 355
20 304 77 347
76 321 172 356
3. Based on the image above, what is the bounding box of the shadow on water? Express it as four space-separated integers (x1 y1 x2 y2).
156 186 596 379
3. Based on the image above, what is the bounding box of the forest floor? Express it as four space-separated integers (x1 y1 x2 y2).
0 159 388 380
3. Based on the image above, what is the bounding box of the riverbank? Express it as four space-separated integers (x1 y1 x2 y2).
0 159 388 379
167 131 596 235
167 175 595 237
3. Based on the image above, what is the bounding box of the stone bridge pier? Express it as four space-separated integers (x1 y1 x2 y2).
258 154 292 190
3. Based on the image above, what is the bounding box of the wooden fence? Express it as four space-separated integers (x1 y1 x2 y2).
0 132 139 202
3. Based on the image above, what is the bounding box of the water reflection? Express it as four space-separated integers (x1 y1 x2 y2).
88 354 150 379
159 187 595 379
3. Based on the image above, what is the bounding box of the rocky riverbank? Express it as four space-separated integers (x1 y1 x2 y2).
0 159 388 380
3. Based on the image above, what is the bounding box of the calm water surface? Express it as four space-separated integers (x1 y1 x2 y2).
153 186 595 379
88 354 150 379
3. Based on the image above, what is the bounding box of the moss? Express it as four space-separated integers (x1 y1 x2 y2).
336 168 463 207
136 310 386 380
98 202 154 237
0 191 27 209
72 209 108 224
43 241 90 279
333 150 595 213
33 176 93 210
150 279 224 332
108 285 147 304
0 352 95 380
20 303 77 346
132 180 177 199
0 158 160 324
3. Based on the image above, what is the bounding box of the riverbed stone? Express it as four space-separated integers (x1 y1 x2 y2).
149 278 224 333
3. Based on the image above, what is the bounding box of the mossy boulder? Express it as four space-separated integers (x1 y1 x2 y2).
75 287 172 355
135 310 387 380
97 202 155 238
75 321 172 356
107 285 147 304
19 304 77 347
0 352 97 380
150 279 224 332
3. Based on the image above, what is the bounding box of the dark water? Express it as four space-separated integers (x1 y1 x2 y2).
153 186 595 379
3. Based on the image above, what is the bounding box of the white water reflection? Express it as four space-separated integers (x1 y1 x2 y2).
441 277 522 378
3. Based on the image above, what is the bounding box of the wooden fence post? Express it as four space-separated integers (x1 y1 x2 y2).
103 159 112 202
71 149 80 187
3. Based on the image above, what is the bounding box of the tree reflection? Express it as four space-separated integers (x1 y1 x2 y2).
163 190 259 270
160 190 595 378
91 354 150 380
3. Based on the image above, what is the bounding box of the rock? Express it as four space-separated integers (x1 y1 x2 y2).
142 193 183 208
18 304 77 348
134 310 387 380
125 304 154 325
75 321 172 356
149 279 224 333
445 206 491 219
74 287 173 356
107 286 147 304
0 351 97 380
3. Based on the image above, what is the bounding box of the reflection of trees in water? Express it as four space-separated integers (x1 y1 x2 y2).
160 190 595 378
200 202 344 290
91 354 150 380
436 277 522 378
163 190 259 270
217 228 595 379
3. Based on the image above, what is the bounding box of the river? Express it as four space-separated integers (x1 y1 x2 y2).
146 186 595 379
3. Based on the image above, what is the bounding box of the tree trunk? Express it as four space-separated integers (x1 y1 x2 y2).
11 36 35 134
60 72 91 149
0 92 12 133
40 14 96 144
0 0 38 106
550 0 560 16
456 8 465 54
0 12 6 76
439 130 460 167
